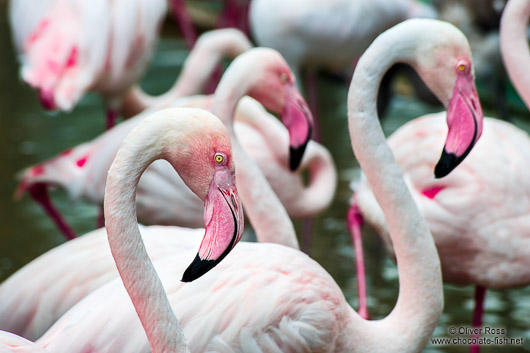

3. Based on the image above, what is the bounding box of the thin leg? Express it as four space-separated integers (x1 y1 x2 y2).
106 109 118 130
27 183 77 241
470 285 487 353
301 218 313 255
346 202 369 319
96 205 105 229
169 0 197 50
305 69 321 142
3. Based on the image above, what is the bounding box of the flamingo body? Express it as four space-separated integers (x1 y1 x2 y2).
35 241 353 353
355 114 530 288
17 95 335 227
10 0 167 111
250 0 435 74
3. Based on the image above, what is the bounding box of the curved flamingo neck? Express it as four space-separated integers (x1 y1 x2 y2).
123 30 251 117
105 116 191 353
211 65 299 249
500 0 530 110
343 24 443 352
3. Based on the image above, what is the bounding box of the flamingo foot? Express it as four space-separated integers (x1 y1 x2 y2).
27 183 77 241
470 285 487 353
169 0 197 50
346 202 370 320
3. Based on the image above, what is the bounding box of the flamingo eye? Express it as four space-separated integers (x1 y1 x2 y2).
456 61 468 73
214 153 225 164
281 74 288 83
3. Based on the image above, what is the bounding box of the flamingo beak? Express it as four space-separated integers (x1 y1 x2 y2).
434 72 483 178
181 166 244 282
38 88 57 110
281 84 314 171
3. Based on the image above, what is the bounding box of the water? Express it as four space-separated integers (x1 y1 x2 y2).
0 3 529 352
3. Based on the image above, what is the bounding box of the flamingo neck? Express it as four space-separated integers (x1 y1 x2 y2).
342 26 443 352
500 0 530 110
104 118 190 353
122 30 251 117
211 75 299 249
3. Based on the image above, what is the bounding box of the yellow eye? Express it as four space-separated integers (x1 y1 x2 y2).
458 64 466 72
215 155 224 163
281 74 288 83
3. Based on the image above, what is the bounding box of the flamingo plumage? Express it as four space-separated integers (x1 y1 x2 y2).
0 48 319 340
15 44 324 240
0 108 244 352
352 0 530 351
31 19 454 353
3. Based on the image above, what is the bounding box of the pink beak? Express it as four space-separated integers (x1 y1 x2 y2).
434 72 483 178
281 84 314 171
181 166 244 282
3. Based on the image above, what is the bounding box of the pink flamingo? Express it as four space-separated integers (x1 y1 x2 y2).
249 0 437 136
16 44 321 240
0 48 319 340
9 0 198 129
23 19 452 353
0 108 245 353
352 0 530 351
14 28 252 239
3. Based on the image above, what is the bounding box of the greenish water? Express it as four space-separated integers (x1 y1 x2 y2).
0 3 529 353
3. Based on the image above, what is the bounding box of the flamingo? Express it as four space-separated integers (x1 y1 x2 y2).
15 46 320 240
120 28 252 119
8 0 198 129
249 0 437 136
0 108 245 353
351 0 530 351
0 48 320 340
24 19 455 353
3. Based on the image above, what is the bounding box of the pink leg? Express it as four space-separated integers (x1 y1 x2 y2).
305 69 321 142
106 109 118 130
27 183 77 241
470 285 487 353
346 202 370 319
96 205 105 229
168 0 197 50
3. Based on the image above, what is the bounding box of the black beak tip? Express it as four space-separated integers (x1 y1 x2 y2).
181 254 217 283
434 149 461 179
289 142 309 171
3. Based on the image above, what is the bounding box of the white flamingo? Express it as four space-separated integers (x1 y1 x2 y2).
352 0 530 351
0 108 245 353
1 48 322 340
25 18 468 353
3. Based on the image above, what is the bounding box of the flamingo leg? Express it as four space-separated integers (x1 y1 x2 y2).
470 285 487 353
203 62 224 94
305 69 321 142
346 202 370 320
106 109 118 130
27 183 77 241
168 0 197 50
218 0 239 28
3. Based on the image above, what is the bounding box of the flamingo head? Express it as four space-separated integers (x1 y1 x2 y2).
411 20 483 178
243 48 314 171
167 110 244 282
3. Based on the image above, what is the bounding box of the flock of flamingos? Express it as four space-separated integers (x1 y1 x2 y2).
1 0 530 352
